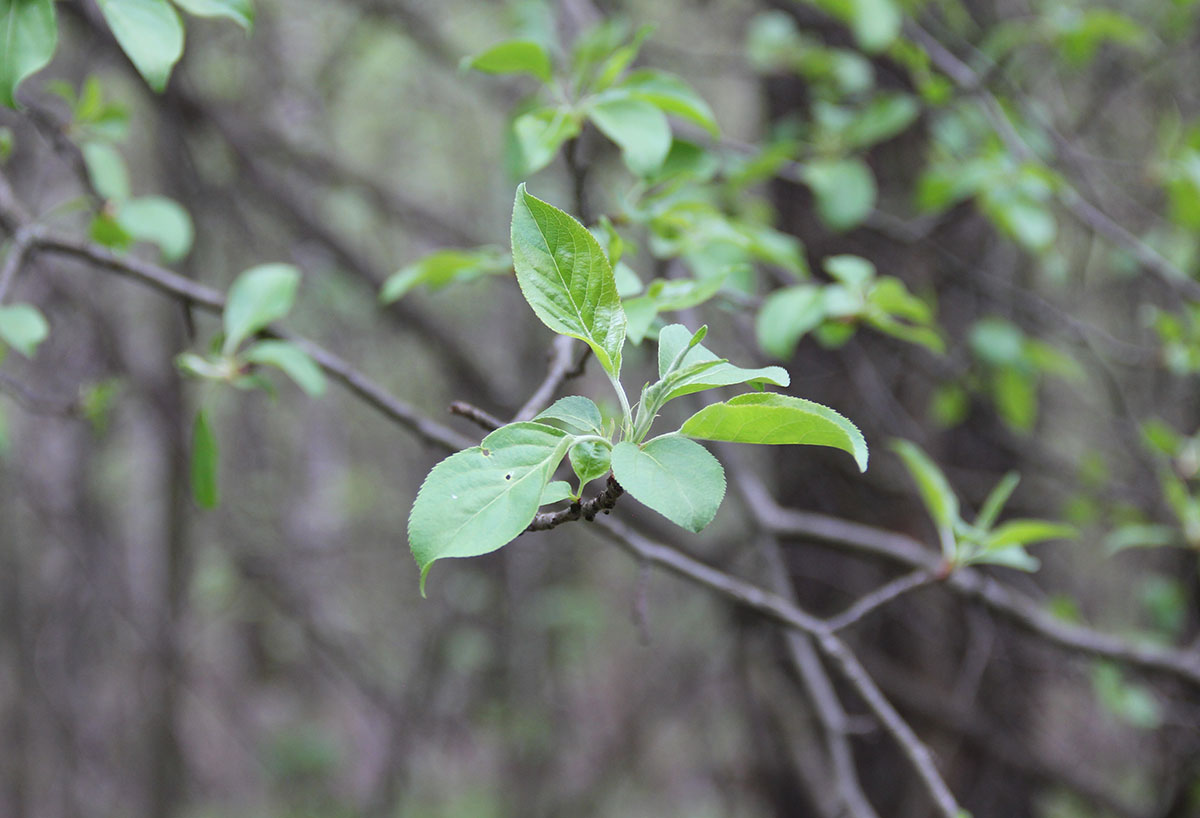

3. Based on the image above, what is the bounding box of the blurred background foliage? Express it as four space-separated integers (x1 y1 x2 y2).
3 0 1200 817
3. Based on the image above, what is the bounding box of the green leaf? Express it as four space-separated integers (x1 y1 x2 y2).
849 0 901 52
243 340 326 397
191 409 219 509
380 247 510 303
890 439 959 533
682 392 867 471
569 439 611 487
408 421 572 592
756 285 825 359
586 92 672 176
611 436 725 532
534 395 604 436
0 303 49 358
115 195 194 261
463 39 552 82
172 0 253 30
0 0 57 108
541 480 573 505
82 141 130 201
622 295 657 344
657 323 789 401
619 69 719 138
511 107 580 175
222 263 300 354
976 471 1020 531
510 184 627 376
985 519 1076 550
803 158 876 231
843 93 919 149
96 0 185 92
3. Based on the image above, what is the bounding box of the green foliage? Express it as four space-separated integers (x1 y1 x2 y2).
891 439 1074 569
243 341 326 398
115 196 194 262
409 421 574 593
222 264 300 355
172 0 253 30
380 247 510 303
190 408 219 508
409 186 869 590
511 184 627 377
0 0 57 107
0 303 49 358
681 393 867 471
462 39 552 82
96 0 185 92
611 436 725 532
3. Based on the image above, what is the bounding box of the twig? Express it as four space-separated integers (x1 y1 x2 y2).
594 516 963 818
826 570 938 633
0 372 78 416
526 475 623 531
0 226 35 303
448 401 504 433
513 335 585 422
906 20 1200 300
0 175 472 453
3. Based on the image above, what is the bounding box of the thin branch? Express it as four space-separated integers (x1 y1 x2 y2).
448 401 504 432
826 570 938 633
0 178 472 452
526 474 623 532
513 335 587 422
594 516 963 818
905 20 1200 300
0 226 35 303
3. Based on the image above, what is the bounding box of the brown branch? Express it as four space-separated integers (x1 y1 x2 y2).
526 474 623 532
826 569 939 633
594 516 963 818
448 400 504 433
513 335 588 422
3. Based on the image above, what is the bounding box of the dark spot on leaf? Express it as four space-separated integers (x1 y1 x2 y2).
504 473 512 480
481 448 490 456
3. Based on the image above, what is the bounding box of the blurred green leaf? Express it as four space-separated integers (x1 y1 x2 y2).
463 39 553 82
222 263 300 355
243 340 326 397
757 285 825 359
82 141 130 201
191 409 219 509
115 195 194 261
891 439 960 540
173 0 253 30
587 92 672 176
0 303 49 358
0 0 57 108
96 0 185 92
619 69 719 138
381 247 510 303
804 158 876 230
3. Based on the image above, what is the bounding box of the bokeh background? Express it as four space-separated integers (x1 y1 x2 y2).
2 1 1200 817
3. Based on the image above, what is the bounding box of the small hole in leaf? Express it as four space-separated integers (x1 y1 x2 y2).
504 473 512 480
481 448 491 456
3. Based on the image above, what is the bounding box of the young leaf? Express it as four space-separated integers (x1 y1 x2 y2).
985 520 1076 550
890 439 960 534
191 409 219 509
463 39 552 82
96 0 185 92
619 69 720 138
803 157 877 231
534 395 605 436
586 92 672 176
0 0 57 108
172 0 253 30
976 471 1020 531
681 392 867 471
82 141 131 201
222 263 300 354
0 303 49 358
569 439 612 487
409 422 572 593
243 340 326 397
115 195 194 262
657 323 789 401
611 436 725 532
511 184 627 376
511 107 580 175
541 480 573 505
380 247 510 303
756 285 825 359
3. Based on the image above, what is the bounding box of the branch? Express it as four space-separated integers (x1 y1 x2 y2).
0 174 472 452
527 475 623 531
826 569 938 633
594 516 963 818
746 486 1200 688
513 335 589 422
